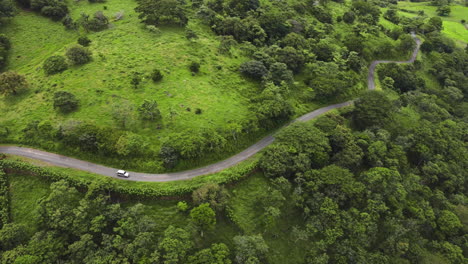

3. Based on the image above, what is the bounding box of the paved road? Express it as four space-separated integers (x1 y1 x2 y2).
0 34 421 182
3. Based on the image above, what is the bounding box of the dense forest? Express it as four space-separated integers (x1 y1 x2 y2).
0 0 467 262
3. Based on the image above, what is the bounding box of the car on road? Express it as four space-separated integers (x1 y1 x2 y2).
116 170 130 178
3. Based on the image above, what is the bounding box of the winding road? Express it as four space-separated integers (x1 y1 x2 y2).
0 33 421 182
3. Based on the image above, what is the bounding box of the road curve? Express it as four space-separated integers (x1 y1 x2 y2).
0 34 421 182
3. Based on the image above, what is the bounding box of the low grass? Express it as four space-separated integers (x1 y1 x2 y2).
8 173 51 234
397 1 468 46
227 173 308 264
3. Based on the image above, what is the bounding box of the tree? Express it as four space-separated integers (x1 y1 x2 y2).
384 8 400 24
239 60 268 80
159 225 193 264
0 71 27 95
190 203 216 237
53 91 79 113
343 11 355 24
268 62 294 86
188 243 231 264
353 91 395 129
138 99 161 121
0 0 15 22
437 210 462 235
43 55 68 75
159 145 179 168
135 0 188 26
436 5 451 16
82 11 109 31
66 45 92 65
233 235 268 264
192 183 229 211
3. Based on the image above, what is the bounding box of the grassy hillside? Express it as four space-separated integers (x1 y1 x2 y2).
397 1 468 45
0 0 257 159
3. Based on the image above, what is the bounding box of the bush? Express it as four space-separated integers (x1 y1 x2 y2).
239 60 268 80
43 55 68 75
0 158 258 198
66 45 92 65
189 61 200 73
0 71 28 96
138 99 161 121
83 11 109 31
53 91 79 113
0 167 9 229
151 69 163 82
77 36 91 46
0 34 11 50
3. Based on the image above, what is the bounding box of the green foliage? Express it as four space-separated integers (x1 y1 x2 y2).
65 45 91 65
0 71 28 96
239 60 268 80
30 0 68 20
177 201 189 212
151 68 163 82
135 0 188 26
233 235 268 264
138 99 161 121
352 91 395 129
159 225 193 263
436 5 451 16
43 55 67 75
53 91 79 113
189 61 200 73
260 122 330 178
0 167 9 228
190 203 216 236
192 183 229 211
188 243 232 264
0 0 14 22
77 36 91 47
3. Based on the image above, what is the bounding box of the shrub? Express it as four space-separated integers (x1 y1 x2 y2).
40 3 68 20
66 45 92 65
77 36 91 46
43 55 68 75
83 11 109 31
0 71 28 96
0 34 11 50
177 201 189 212
146 25 161 35
195 108 202 114
185 29 198 40
130 72 142 88
0 167 9 228
151 69 163 82
189 61 200 73
62 15 77 30
239 60 268 80
53 91 79 113
138 99 161 121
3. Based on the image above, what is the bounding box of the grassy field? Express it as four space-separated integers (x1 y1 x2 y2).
0 0 263 171
8 173 51 234
397 1 468 45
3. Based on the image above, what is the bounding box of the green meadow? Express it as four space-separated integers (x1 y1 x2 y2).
398 1 468 45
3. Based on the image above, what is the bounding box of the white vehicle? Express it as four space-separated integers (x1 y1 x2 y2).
116 170 130 178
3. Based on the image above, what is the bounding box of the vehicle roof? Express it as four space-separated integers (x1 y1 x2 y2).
117 170 126 173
